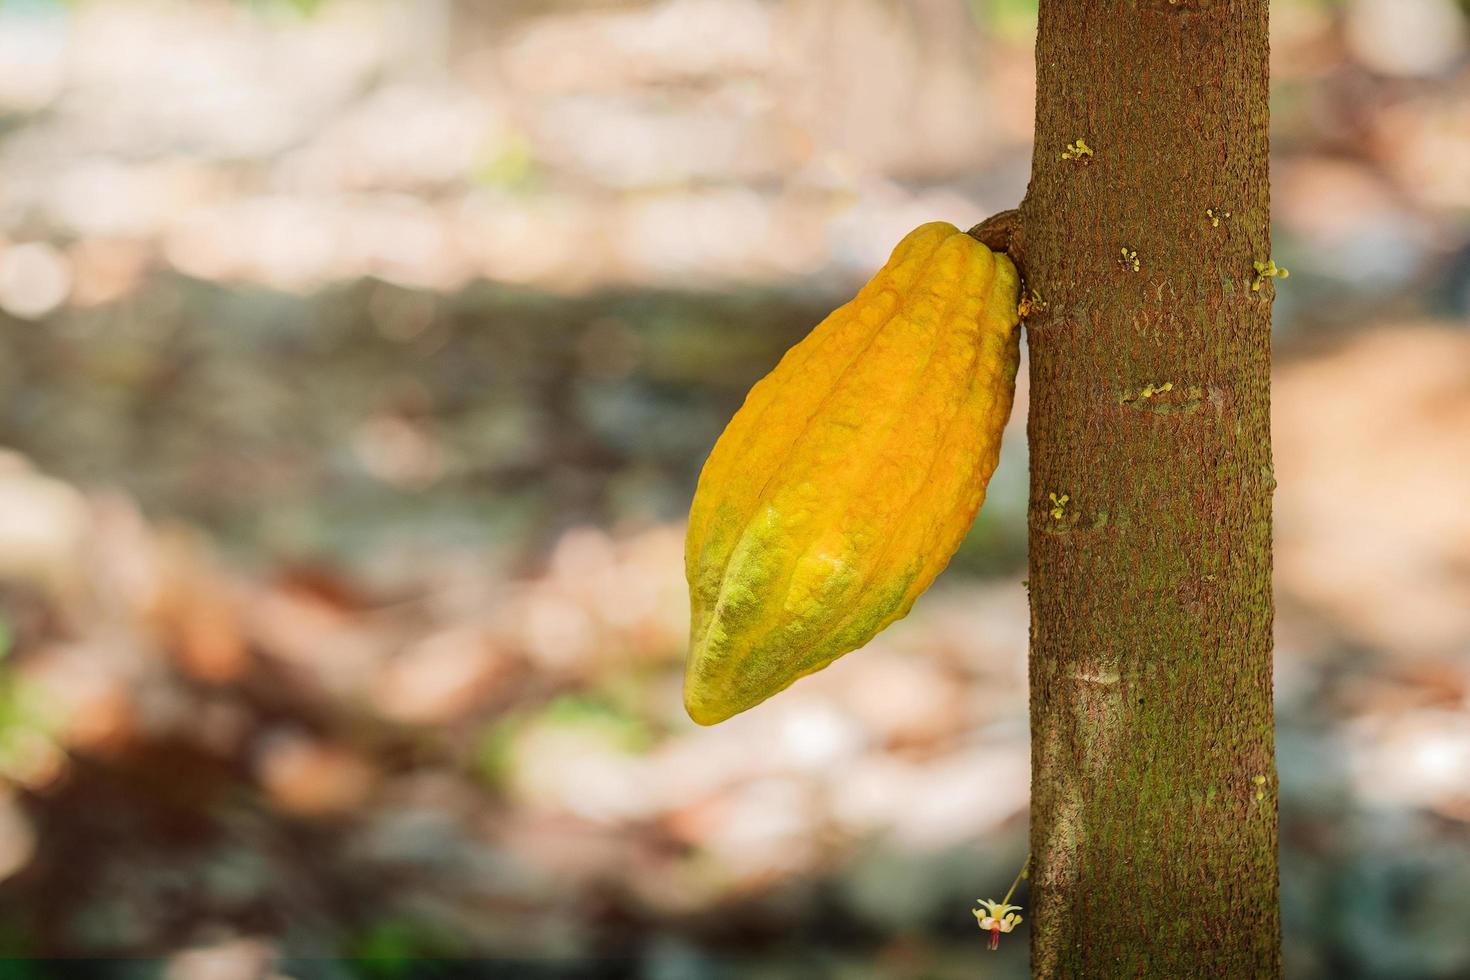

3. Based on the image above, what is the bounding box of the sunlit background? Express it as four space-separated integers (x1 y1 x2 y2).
0 0 1467 977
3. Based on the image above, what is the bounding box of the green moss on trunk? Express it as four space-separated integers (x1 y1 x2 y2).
1019 1 1280 975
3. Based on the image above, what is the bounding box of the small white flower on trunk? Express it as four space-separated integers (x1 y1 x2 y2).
973 899 1023 950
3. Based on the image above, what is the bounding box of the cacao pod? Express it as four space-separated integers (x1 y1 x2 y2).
683 221 1020 725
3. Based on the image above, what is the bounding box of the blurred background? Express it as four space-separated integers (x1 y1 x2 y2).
0 0 1467 977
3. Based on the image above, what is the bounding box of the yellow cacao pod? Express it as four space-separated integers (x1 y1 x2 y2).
683 221 1021 725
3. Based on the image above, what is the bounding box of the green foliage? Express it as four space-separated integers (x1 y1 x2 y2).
474 693 654 790
244 0 329 18
473 132 538 193
540 693 654 752
472 711 521 789
0 669 53 757
347 921 460 979
0 922 36 964
968 0 1039 40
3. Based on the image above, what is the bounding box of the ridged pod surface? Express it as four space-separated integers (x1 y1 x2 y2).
684 221 1021 725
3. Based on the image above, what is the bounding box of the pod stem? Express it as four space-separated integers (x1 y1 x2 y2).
966 208 1026 282
1002 854 1032 906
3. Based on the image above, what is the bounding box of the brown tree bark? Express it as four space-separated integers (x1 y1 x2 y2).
1015 1 1280 975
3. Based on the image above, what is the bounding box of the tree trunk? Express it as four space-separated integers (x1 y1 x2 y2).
1017 1 1280 975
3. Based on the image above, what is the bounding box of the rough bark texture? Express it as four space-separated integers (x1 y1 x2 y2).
1019 1 1280 976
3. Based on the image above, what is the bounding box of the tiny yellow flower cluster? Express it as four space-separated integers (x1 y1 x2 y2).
1048 492 1069 519
1205 207 1231 228
1061 138 1094 161
1252 259 1289 291
1253 774 1267 801
1120 247 1140 272
1017 289 1049 320
1140 382 1173 399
